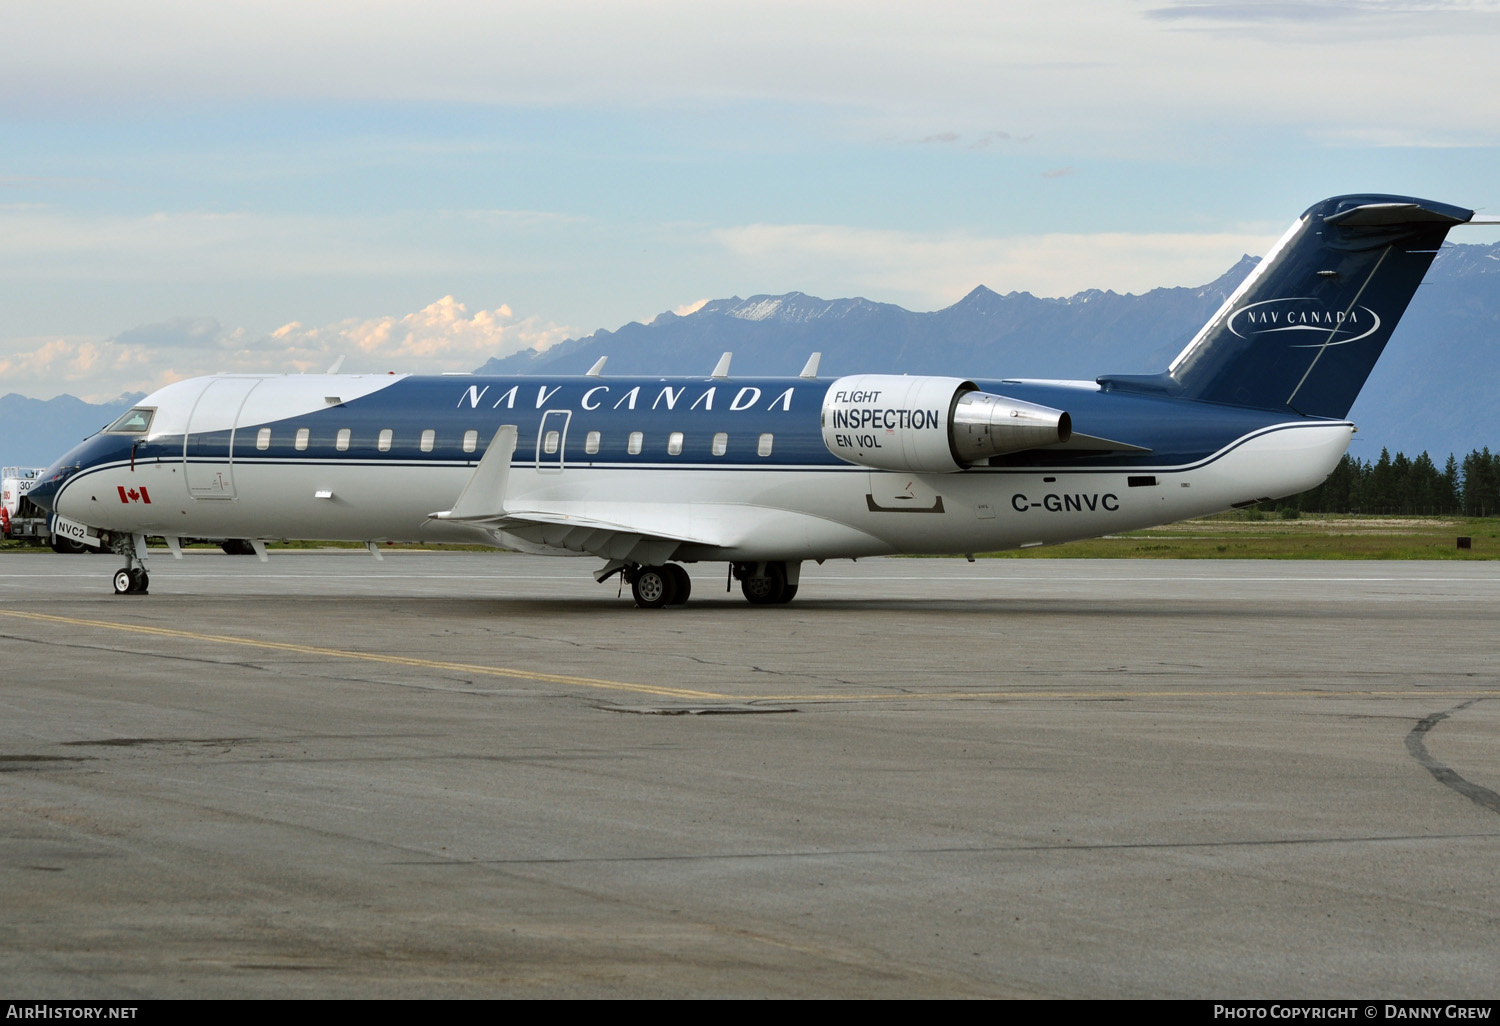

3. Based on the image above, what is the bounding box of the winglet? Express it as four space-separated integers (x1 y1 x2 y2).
711 352 732 379
799 352 821 379
586 356 608 377
431 425 518 521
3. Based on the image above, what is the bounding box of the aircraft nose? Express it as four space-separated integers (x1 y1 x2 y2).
27 467 67 514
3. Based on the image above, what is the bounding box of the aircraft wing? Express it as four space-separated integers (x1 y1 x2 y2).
485 504 709 567
501 503 723 546
427 425 889 563
429 428 752 561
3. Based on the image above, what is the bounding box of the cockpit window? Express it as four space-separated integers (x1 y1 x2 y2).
106 407 155 434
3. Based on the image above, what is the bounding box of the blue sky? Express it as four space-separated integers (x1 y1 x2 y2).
4 0 1500 400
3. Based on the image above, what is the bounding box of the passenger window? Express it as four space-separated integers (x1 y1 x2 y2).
627 431 643 455
667 431 683 456
463 430 478 453
256 427 271 450
336 428 351 451
295 428 309 451
420 429 435 452
712 432 728 456
757 433 773 457
543 430 560 454
585 431 601 455
378 429 393 452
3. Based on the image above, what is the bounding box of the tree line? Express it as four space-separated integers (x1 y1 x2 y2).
1278 448 1500 516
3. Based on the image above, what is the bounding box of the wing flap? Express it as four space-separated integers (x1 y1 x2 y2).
501 504 723 547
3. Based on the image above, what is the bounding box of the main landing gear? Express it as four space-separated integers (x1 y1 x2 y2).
625 563 692 609
733 561 798 605
603 560 801 608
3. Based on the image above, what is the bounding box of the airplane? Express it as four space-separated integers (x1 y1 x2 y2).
25 194 1500 607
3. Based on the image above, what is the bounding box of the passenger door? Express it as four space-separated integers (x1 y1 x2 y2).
535 409 570 473
184 377 262 499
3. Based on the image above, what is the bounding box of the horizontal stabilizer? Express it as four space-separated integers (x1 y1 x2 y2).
1322 202 1470 227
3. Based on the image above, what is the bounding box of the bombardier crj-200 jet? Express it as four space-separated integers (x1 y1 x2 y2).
27 195 1499 607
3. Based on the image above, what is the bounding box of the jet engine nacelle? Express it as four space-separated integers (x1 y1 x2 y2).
820 374 1071 473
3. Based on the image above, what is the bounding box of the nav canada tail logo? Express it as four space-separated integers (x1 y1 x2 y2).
1228 298 1380 347
117 486 151 504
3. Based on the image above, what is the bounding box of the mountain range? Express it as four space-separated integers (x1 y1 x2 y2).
478 244 1500 466
1 392 139 472
6 244 1498 470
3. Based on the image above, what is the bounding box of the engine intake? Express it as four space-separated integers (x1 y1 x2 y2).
821 375 1071 473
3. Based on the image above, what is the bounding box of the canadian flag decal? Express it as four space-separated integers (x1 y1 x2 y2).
117 485 152 504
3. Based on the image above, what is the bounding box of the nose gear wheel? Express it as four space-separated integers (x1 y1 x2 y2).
113 567 149 595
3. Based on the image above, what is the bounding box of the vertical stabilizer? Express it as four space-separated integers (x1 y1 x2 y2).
1099 195 1478 419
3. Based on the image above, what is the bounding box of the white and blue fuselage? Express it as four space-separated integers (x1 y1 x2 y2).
37 370 1348 556
28 193 1492 604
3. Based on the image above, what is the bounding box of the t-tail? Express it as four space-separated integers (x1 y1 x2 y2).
1099 194 1498 419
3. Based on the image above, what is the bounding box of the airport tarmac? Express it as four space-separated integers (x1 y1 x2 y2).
1 550 1498 998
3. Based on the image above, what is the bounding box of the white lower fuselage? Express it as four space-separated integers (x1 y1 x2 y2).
54 419 1353 561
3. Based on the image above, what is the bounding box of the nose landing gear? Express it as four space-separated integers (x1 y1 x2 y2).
105 532 151 595
112 566 149 595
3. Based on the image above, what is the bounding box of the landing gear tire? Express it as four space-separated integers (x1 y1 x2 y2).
666 564 691 605
740 561 788 605
631 566 676 609
221 539 256 555
50 535 89 555
113 567 149 595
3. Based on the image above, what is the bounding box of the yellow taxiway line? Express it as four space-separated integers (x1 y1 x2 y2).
0 608 726 700
3 608 1497 705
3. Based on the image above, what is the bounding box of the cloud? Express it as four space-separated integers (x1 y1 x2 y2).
672 298 710 317
279 295 571 366
0 337 155 401
114 316 226 348
451 208 588 228
968 131 1015 149
1041 166 1076 179
713 222 1280 307
1147 1 1495 22
911 130 1017 148
7 1 1498 148
0 298 571 402
1145 0 1500 40
1147 1 1381 21
0 207 466 280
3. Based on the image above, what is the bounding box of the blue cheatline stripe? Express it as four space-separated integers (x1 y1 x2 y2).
58 420 1342 502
